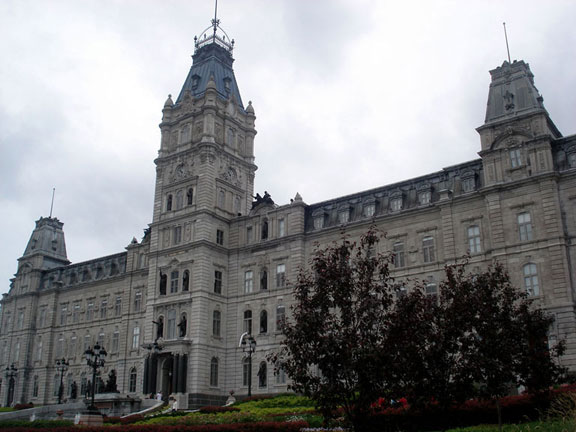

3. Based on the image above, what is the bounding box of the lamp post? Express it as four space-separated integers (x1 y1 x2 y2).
55 358 69 404
84 343 107 412
240 333 256 397
4 364 18 407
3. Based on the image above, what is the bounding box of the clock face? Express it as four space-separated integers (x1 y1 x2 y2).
176 165 185 177
228 168 237 181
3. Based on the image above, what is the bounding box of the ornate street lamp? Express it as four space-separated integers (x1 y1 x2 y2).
84 343 107 412
4 364 18 407
55 358 69 404
239 332 256 397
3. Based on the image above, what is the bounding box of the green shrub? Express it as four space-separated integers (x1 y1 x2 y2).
0 419 73 428
236 394 315 410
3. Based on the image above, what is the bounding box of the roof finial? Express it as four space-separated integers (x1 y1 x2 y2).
212 0 219 37
49 187 55 218
503 22 511 63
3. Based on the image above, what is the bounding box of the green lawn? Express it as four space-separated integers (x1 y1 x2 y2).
446 419 576 432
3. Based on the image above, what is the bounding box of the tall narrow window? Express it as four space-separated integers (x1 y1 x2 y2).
276 305 286 332
278 218 286 237
422 236 436 263
73 302 80 323
210 357 219 387
524 263 540 296
246 226 253 243
129 368 137 393
86 301 94 320
132 326 140 349
260 310 268 334
244 270 254 293
37 338 43 361
242 358 250 386
276 366 286 384
69 335 77 357
276 264 286 288
214 270 222 294
243 310 253 334
84 334 91 352
56 335 64 357
100 299 108 319
393 242 405 268
467 225 482 254
173 226 182 245
167 309 176 339
390 196 403 212
216 229 224 245
115 296 122 316
60 304 68 326
167 194 173 211
170 270 179 293
112 329 119 352
33 375 39 397
175 190 184 209
218 189 225 208
212 310 221 337
182 270 190 291
14 340 20 362
518 212 533 241
17 310 24 329
510 148 522 168
134 291 142 311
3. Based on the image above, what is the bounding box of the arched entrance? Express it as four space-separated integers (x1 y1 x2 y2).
160 357 173 400
6 377 15 407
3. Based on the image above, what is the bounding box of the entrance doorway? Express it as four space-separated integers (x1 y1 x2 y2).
160 357 173 400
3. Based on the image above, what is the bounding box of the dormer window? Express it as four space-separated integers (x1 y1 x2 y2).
191 74 200 90
223 77 232 92
510 148 523 168
461 171 476 193
312 210 325 230
390 195 403 212
363 202 376 218
419 190 431 205
338 206 351 224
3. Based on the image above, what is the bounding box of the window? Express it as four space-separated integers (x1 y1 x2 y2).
246 226 253 243
510 148 522 168
69 335 77 357
60 304 68 326
425 276 437 295
36 338 43 361
276 305 286 332
73 303 81 323
338 210 350 224
170 271 179 293
167 309 176 339
261 220 269 240
98 331 105 345
242 358 250 386
175 190 183 210
33 375 39 397
132 326 140 349
216 229 224 245
56 335 64 357
260 310 268 334
112 329 119 352
260 269 268 290
467 225 481 254
100 299 108 319
173 226 182 245
313 215 324 229
210 357 219 387
390 196 402 212
212 310 221 337
187 188 194 205
243 310 253 334
524 263 540 296
393 242 405 268
214 270 222 294
39 308 46 328
276 366 286 384
182 270 190 291
278 218 286 237
115 296 122 316
167 194 173 211
568 153 576 168
234 196 241 214
80 373 87 396
53 374 60 397
419 190 431 205
129 368 137 393
14 340 20 362
134 291 142 311
518 212 533 241
244 270 254 293
258 362 267 388
86 301 94 321
422 236 435 263
462 176 476 193
364 203 376 217
276 264 286 288
84 334 91 351
17 310 24 329
218 189 225 208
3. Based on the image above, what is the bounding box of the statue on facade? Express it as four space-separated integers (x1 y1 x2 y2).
104 370 118 393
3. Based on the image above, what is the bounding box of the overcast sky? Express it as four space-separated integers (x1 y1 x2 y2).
1 0 575 295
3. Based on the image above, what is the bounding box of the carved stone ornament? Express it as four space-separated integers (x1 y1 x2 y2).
219 165 242 187
169 161 194 183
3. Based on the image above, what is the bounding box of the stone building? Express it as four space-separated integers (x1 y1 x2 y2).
1 18 575 409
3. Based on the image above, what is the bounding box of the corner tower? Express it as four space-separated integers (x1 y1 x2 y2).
144 16 257 408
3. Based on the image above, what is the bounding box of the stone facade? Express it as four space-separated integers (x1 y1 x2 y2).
1 22 575 408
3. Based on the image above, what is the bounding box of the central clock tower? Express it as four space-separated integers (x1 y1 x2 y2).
142 18 257 407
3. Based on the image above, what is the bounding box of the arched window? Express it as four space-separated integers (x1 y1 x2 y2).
187 188 194 206
210 357 219 387
260 269 268 290
523 263 540 296
176 190 184 210
276 305 286 332
243 310 253 334
182 270 190 291
258 362 267 388
213 310 221 337
167 194 173 211
129 368 137 393
260 310 268 334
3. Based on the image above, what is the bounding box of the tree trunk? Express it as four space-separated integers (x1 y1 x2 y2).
496 398 503 432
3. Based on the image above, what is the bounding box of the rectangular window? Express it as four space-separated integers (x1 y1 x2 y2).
276 264 286 288
216 229 224 245
56 335 64 357
393 242 405 268
100 299 108 319
338 210 349 224
278 219 286 237
524 264 540 296
510 148 522 168
36 339 43 361
425 276 437 295
214 270 222 294
467 225 481 254
364 203 376 218
212 310 221 337
84 334 91 351
86 302 94 321
115 296 122 316
170 270 179 293
132 326 140 349
246 226 253 243
244 310 253 334
60 304 68 326
17 310 24 329
39 308 46 328
422 236 436 263
462 177 475 192
112 330 119 352
73 303 80 323
167 309 176 339
518 212 533 241
173 226 182 245
390 197 402 212
276 305 286 332
69 336 77 357
134 292 142 312
244 270 254 293
419 191 431 205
